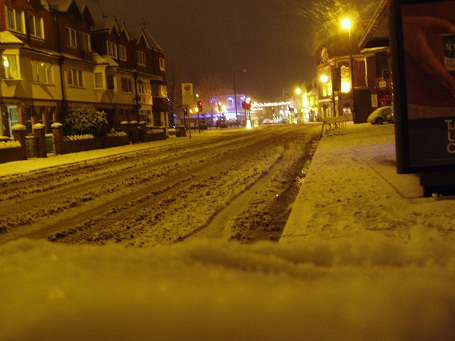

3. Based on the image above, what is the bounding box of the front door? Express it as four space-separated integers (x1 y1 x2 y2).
6 105 19 137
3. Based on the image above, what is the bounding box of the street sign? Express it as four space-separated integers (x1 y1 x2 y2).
181 83 194 106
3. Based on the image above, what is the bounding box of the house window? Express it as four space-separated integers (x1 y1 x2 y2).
118 45 127 61
80 32 91 51
106 74 115 90
28 14 44 38
137 51 146 66
6 7 25 33
3 55 20 79
120 77 132 92
94 72 104 89
159 57 165 71
159 84 167 97
68 68 83 87
137 79 144 94
107 41 118 58
152 84 167 97
32 62 53 84
66 27 77 47
144 81 151 95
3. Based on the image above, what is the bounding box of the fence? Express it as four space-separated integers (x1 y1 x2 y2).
0 121 170 165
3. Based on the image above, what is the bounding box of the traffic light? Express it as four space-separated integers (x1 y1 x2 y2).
245 97 251 110
242 100 246 109
183 108 188 116
197 101 203 112
217 101 222 112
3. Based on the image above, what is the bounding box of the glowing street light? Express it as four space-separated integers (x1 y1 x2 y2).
342 17 355 122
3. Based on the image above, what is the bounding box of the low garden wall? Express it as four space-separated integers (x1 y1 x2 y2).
0 139 23 164
0 122 171 164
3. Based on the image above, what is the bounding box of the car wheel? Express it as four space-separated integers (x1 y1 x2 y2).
375 117 384 125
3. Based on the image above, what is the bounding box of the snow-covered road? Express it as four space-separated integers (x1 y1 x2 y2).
0 125 321 246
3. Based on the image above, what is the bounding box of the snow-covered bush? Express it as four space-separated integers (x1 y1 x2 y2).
0 140 21 149
63 107 109 137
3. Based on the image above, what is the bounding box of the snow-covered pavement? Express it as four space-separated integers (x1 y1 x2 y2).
2 123 455 340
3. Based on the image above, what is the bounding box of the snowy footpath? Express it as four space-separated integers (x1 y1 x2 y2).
2 124 455 340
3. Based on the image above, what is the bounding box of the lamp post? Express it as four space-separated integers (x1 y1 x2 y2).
342 18 355 122
233 69 246 126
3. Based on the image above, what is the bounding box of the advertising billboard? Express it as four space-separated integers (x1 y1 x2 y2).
391 0 455 173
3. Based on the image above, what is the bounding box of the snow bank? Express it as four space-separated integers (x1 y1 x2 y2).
1 230 455 340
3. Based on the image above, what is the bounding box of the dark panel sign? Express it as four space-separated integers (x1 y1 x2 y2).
391 0 455 173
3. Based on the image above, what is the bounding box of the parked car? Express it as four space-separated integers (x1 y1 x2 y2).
262 118 272 125
367 106 394 124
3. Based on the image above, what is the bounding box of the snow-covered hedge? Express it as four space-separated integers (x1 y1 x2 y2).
0 140 21 149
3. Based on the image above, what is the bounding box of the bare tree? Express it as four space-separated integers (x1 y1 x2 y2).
166 58 185 125
288 0 377 55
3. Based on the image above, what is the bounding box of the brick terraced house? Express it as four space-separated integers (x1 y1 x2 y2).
0 0 168 138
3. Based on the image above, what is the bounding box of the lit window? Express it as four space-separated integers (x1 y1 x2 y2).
107 41 118 58
80 32 91 51
32 62 53 84
159 57 165 71
340 65 351 93
68 68 83 87
6 7 24 33
137 51 146 66
28 14 44 38
119 45 127 61
159 84 167 98
94 72 104 89
66 27 77 47
3 55 20 79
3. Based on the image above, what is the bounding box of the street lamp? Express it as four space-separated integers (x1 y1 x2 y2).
233 69 246 126
342 18 355 122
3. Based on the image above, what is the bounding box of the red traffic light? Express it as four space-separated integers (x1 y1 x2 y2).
197 101 203 112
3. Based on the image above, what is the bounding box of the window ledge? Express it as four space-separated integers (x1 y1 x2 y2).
3 78 22 83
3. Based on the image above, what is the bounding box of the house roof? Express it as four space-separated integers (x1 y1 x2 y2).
358 0 390 49
143 30 164 51
48 0 76 12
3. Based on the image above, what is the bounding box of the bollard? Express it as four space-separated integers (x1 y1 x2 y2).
33 123 47 158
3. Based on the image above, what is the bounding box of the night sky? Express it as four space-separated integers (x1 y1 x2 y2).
85 0 315 102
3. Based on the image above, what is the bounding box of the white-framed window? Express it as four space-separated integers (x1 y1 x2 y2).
3 55 20 79
94 72 104 89
138 79 151 94
66 27 77 47
144 81 151 95
159 57 165 71
27 14 44 38
32 62 53 84
137 51 146 66
79 32 91 51
107 41 118 59
120 77 132 93
137 79 144 94
118 45 127 61
6 7 25 33
68 68 83 87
